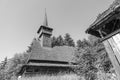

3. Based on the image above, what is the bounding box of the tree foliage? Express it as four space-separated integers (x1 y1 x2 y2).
0 57 8 80
75 46 98 80
64 33 75 47
0 52 29 80
56 35 65 46
51 36 57 47
76 40 83 48
75 35 113 80
0 34 113 80
51 33 75 47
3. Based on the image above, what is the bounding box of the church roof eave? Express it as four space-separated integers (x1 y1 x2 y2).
86 2 120 35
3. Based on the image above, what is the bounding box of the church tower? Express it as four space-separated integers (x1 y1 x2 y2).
18 10 77 77
37 10 53 47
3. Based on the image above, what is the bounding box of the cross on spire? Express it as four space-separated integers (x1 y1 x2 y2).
43 9 48 26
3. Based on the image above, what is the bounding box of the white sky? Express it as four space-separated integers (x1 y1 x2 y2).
0 0 114 62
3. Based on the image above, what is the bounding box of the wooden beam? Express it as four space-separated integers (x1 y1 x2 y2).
98 29 104 38
100 28 120 42
112 19 118 32
101 30 107 36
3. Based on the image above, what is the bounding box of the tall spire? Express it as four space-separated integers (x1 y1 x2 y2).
43 9 48 26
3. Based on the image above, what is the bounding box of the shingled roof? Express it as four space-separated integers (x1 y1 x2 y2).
86 0 120 33
27 38 76 63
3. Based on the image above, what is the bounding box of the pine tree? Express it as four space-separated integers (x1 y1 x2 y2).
76 39 83 48
0 57 7 70
82 39 90 47
56 35 64 46
51 36 57 47
64 33 75 47
0 57 8 80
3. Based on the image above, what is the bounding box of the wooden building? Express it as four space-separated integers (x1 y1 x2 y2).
18 11 77 77
86 0 120 79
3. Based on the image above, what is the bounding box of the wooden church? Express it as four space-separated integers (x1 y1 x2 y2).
18 11 77 77
86 0 120 79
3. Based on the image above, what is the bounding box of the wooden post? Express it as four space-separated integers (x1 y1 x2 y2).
98 29 120 79
103 39 120 79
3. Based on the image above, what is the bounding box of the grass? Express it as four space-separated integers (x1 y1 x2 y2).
18 74 84 80
17 72 118 80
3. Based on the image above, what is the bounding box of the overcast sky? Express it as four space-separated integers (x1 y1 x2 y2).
0 0 114 61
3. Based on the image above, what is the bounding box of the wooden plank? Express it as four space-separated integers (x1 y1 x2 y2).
103 40 120 79
109 36 120 62
27 63 79 67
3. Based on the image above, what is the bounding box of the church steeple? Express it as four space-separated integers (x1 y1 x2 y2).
43 9 48 26
37 10 53 48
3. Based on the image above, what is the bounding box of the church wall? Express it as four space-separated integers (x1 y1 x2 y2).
21 66 74 78
42 34 52 47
